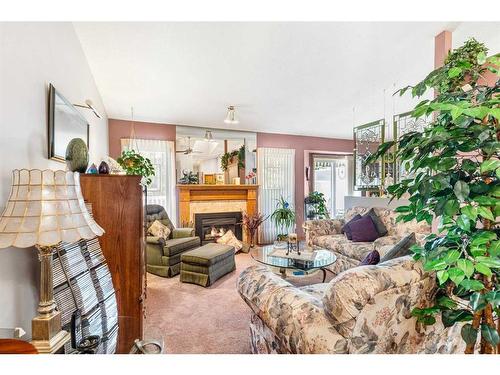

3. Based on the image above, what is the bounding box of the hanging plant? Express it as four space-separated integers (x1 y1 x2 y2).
366 39 500 354
117 149 155 185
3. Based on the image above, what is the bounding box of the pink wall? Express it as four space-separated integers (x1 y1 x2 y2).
108 119 176 159
257 132 353 237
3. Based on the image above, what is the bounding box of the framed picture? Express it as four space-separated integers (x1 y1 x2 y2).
48 84 89 162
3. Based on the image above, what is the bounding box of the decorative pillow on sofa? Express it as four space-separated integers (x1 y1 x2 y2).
363 208 388 237
360 250 380 265
148 220 171 240
341 214 362 240
348 216 380 242
217 230 243 252
379 233 416 263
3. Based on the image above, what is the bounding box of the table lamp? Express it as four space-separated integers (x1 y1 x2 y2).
0 169 104 353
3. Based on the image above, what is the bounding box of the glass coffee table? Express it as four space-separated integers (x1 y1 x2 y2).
251 243 336 282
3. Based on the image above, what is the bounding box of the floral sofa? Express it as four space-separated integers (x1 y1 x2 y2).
303 206 431 275
237 256 463 354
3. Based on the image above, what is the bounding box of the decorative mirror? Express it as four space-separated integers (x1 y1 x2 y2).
393 112 431 182
353 119 385 191
48 84 89 162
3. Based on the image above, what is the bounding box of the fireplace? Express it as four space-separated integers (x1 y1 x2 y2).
194 212 243 245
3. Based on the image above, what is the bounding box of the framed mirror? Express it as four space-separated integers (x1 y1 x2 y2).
48 84 89 162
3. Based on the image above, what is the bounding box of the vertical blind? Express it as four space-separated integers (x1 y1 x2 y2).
121 138 177 226
257 147 295 244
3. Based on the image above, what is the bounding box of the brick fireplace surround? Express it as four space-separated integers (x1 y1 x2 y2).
177 185 259 241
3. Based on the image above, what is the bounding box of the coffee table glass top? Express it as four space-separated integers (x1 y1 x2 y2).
251 243 336 271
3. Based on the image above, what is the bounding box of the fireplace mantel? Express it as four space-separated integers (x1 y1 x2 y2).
177 184 259 225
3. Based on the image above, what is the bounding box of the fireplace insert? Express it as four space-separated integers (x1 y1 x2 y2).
194 212 243 245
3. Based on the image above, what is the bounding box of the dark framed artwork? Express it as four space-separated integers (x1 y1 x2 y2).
48 84 89 162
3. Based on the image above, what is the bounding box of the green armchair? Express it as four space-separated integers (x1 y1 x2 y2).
146 205 200 277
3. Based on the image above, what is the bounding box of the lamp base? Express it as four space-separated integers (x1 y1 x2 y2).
31 310 71 353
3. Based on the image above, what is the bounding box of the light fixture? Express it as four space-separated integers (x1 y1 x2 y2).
73 99 102 119
204 130 214 142
0 169 104 353
224 105 239 124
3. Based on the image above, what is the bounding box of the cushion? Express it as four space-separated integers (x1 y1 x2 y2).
360 250 380 265
163 236 200 257
148 220 171 239
181 243 235 266
349 216 380 242
217 229 243 252
341 214 362 240
363 208 388 237
379 233 416 263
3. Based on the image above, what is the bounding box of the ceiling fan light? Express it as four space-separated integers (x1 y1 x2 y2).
204 130 213 142
224 105 239 124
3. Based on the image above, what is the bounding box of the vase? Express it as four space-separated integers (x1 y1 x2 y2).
86 163 98 174
98 161 110 174
65 138 89 173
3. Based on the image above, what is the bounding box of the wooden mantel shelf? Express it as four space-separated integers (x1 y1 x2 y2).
177 184 259 225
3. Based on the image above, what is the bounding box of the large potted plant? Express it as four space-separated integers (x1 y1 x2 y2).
271 196 296 244
367 39 499 354
305 191 330 219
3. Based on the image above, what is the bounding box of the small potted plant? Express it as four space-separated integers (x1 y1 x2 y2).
305 191 330 219
271 196 296 248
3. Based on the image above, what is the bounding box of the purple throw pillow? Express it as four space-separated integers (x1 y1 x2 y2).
349 215 380 242
360 250 380 265
342 214 362 240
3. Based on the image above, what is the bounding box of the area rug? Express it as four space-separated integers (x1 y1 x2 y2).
145 251 334 354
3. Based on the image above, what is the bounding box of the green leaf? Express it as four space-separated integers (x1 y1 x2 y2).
480 159 500 173
453 180 469 201
444 200 460 216
477 206 495 221
475 256 500 268
442 309 473 327
437 270 449 285
477 51 487 64
481 324 499 346
489 241 500 258
457 259 475 278
437 296 458 310
394 205 411 213
456 215 471 232
490 108 500 121
475 263 492 277
474 196 498 206
448 267 465 285
484 291 500 308
461 323 478 345
448 67 462 78
460 279 485 291
460 206 477 221
444 250 461 265
470 292 486 311
423 258 447 272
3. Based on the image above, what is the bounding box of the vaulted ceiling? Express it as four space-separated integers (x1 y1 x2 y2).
74 22 500 139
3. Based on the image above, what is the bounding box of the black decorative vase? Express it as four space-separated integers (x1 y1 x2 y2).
98 161 110 174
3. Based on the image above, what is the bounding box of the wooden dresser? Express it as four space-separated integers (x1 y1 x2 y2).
80 175 145 354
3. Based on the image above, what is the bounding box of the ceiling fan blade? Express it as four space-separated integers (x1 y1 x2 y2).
176 150 188 153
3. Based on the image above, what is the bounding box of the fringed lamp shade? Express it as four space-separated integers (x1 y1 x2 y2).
0 169 104 248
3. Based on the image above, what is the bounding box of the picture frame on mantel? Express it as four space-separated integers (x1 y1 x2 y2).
47 83 89 162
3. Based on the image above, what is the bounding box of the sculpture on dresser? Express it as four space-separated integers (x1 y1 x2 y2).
0 169 104 353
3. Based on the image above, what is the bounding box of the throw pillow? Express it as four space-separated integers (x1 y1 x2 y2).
349 215 380 242
363 208 388 237
217 229 243 252
148 220 171 240
379 233 416 263
360 250 380 265
341 214 362 240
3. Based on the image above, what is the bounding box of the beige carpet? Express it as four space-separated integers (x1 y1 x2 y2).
145 251 334 354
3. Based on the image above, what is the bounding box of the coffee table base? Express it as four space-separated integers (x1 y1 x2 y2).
277 267 328 282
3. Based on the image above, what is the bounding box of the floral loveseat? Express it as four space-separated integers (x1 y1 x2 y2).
237 256 463 354
303 206 431 275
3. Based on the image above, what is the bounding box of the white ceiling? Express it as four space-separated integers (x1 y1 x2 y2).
74 22 499 139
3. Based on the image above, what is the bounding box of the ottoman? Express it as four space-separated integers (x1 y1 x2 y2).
180 243 235 287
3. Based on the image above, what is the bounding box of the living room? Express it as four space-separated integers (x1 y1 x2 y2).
0 1 499 372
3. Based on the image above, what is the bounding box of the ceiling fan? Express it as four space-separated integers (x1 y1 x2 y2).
176 137 202 155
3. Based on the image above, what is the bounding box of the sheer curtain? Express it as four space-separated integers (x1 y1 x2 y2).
121 138 177 226
257 147 295 244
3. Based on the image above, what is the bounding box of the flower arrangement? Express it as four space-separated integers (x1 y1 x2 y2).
241 211 267 247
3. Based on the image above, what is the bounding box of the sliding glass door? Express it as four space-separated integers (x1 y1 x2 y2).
311 156 350 218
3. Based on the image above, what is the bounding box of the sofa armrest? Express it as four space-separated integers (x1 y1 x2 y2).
146 236 165 245
237 265 348 354
303 219 344 246
172 227 195 239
